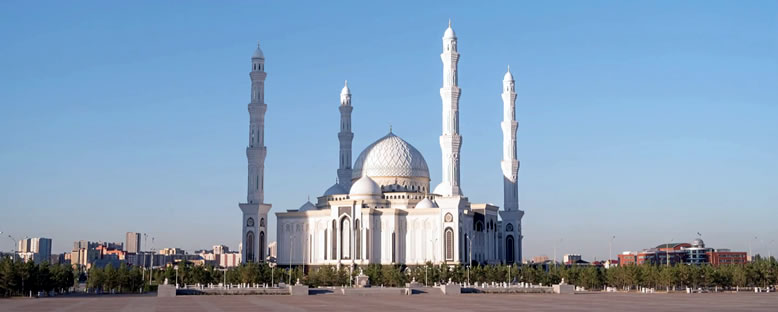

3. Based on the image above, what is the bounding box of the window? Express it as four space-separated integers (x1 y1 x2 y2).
506 223 514 232
246 231 255 262
331 220 337 260
391 232 396 263
355 219 361 260
260 218 265 227
506 235 515 264
324 229 328 260
445 228 454 261
341 217 351 260
259 231 265 261
246 218 254 227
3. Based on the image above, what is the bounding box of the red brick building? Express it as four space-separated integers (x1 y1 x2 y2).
707 250 747 266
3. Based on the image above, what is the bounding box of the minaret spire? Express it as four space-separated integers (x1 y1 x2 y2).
501 66 519 211
434 20 463 196
338 80 354 189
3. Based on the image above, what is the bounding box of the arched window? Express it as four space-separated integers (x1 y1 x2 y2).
246 231 255 262
260 218 265 227
259 231 265 261
355 219 361 260
445 228 454 261
341 217 351 260
506 235 515 264
324 229 328 260
366 228 370 260
331 220 337 260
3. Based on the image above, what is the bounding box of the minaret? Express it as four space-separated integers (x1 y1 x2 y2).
499 66 524 264
337 81 354 190
240 41 272 263
434 20 463 197
501 66 519 211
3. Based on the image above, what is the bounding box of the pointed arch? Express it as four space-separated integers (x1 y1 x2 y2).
246 231 255 262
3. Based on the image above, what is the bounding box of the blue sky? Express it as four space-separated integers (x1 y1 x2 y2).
1 1 776 260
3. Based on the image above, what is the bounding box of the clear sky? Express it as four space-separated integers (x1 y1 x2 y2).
1 1 776 261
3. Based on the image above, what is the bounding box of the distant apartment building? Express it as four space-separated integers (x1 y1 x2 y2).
159 248 185 256
196 245 241 268
563 254 581 264
267 241 277 260
213 245 229 254
16 237 52 264
125 232 141 254
220 252 241 268
71 241 99 269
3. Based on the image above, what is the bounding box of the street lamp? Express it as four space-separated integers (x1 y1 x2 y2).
553 238 563 268
666 238 674 266
466 235 472 285
609 236 615 265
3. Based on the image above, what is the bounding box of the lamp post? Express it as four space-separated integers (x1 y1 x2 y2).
430 238 438 284
609 235 615 266
666 238 673 266
270 261 276 287
467 235 472 285
553 238 563 269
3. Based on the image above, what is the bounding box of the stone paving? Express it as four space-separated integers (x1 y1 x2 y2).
1 292 777 311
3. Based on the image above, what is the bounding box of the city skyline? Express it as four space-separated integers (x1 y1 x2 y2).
1 1 776 260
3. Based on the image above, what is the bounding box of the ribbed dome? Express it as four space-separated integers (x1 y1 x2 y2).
299 201 315 211
349 176 381 197
252 41 264 59
352 132 429 180
415 197 438 209
323 183 347 196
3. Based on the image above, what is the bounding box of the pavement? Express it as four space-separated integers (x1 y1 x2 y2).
1 292 777 311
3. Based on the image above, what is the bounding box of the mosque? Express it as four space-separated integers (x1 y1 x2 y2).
239 22 524 267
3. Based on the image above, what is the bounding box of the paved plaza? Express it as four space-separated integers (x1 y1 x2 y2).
1 293 777 312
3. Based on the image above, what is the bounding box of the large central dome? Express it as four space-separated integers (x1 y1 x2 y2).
352 132 430 192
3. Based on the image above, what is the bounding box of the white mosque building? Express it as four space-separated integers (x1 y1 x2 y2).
240 22 524 267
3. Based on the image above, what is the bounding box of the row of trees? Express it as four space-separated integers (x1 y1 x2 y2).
86 263 145 293
0 257 76 297
2 256 775 296
87 256 778 291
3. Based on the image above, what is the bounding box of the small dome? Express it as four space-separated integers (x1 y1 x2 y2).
504 69 514 81
415 197 438 209
443 20 456 39
341 80 350 95
323 183 347 196
349 176 381 197
692 238 705 248
252 41 264 59
299 201 316 211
